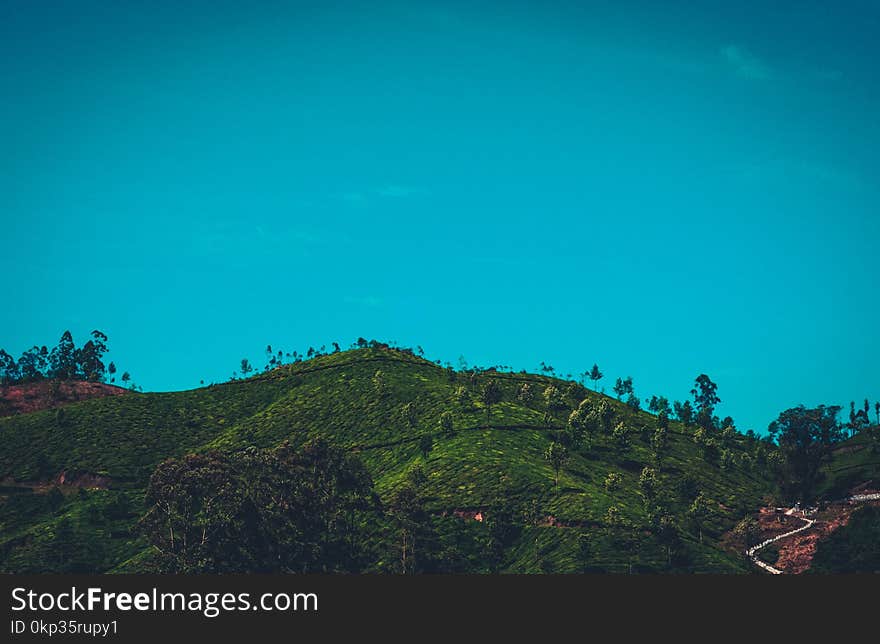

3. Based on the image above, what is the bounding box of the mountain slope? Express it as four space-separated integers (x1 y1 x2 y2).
0 347 777 573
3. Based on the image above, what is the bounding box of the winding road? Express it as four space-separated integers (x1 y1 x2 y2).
746 510 815 574
746 493 880 574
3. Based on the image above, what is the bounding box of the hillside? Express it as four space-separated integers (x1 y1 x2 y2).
0 346 819 573
0 380 128 418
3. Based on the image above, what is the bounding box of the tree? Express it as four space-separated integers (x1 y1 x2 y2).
674 400 694 425
516 382 534 405
594 399 614 434
657 515 681 566
577 533 592 572
107 362 116 383
76 330 108 382
688 493 711 544
139 439 377 573
480 380 503 422
612 376 633 401
604 472 622 493
567 400 595 449
544 442 569 493
239 358 253 378
542 385 567 422
419 434 433 460
439 411 454 437
612 422 630 450
648 395 671 417
49 331 77 380
121 372 131 388
625 393 640 411
691 374 720 430
733 517 760 549
372 370 387 398
651 426 668 468
402 402 418 428
388 480 434 574
455 385 470 408
17 346 48 381
588 364 603 391
767 405 844 502
0 349 18 384
875 401 880 425
638 467 659 513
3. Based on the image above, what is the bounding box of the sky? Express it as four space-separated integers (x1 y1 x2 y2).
2 0 878 432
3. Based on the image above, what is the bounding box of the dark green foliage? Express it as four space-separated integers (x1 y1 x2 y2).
139 439 378 573
768 405 844 502
810 506 880 573
1 330 120 384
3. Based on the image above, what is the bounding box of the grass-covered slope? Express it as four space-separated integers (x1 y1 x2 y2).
0 347 775 573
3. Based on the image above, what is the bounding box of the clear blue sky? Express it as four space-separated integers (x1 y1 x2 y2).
2 1 877 432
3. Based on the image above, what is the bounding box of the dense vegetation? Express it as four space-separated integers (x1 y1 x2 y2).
0 342 876 573
0 330 133 388
809 506 880 573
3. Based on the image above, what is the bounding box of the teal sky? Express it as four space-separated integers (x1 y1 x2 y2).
2 1 878 432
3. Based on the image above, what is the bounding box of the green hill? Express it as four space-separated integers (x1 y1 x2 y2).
0 346 806 573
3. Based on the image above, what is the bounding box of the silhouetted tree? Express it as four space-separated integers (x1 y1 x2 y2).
0 349 18 384
674 400 694 425
49 331 77 380
613 376 633 400
240 358 253 377
648 395 671 417
588 364 603 391
691 374 720 430
17 346 48 382
768 405 844 502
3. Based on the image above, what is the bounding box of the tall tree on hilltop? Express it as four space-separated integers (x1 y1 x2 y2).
613 376 633 400
49 331 77 380
691 374 720 430
17 346 48 382
0 349 18 385
76 331 109 382
588 364 603 391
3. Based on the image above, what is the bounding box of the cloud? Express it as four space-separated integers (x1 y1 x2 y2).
721 45 772 80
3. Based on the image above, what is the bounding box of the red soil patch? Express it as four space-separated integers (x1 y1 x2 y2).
0 380 128 417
